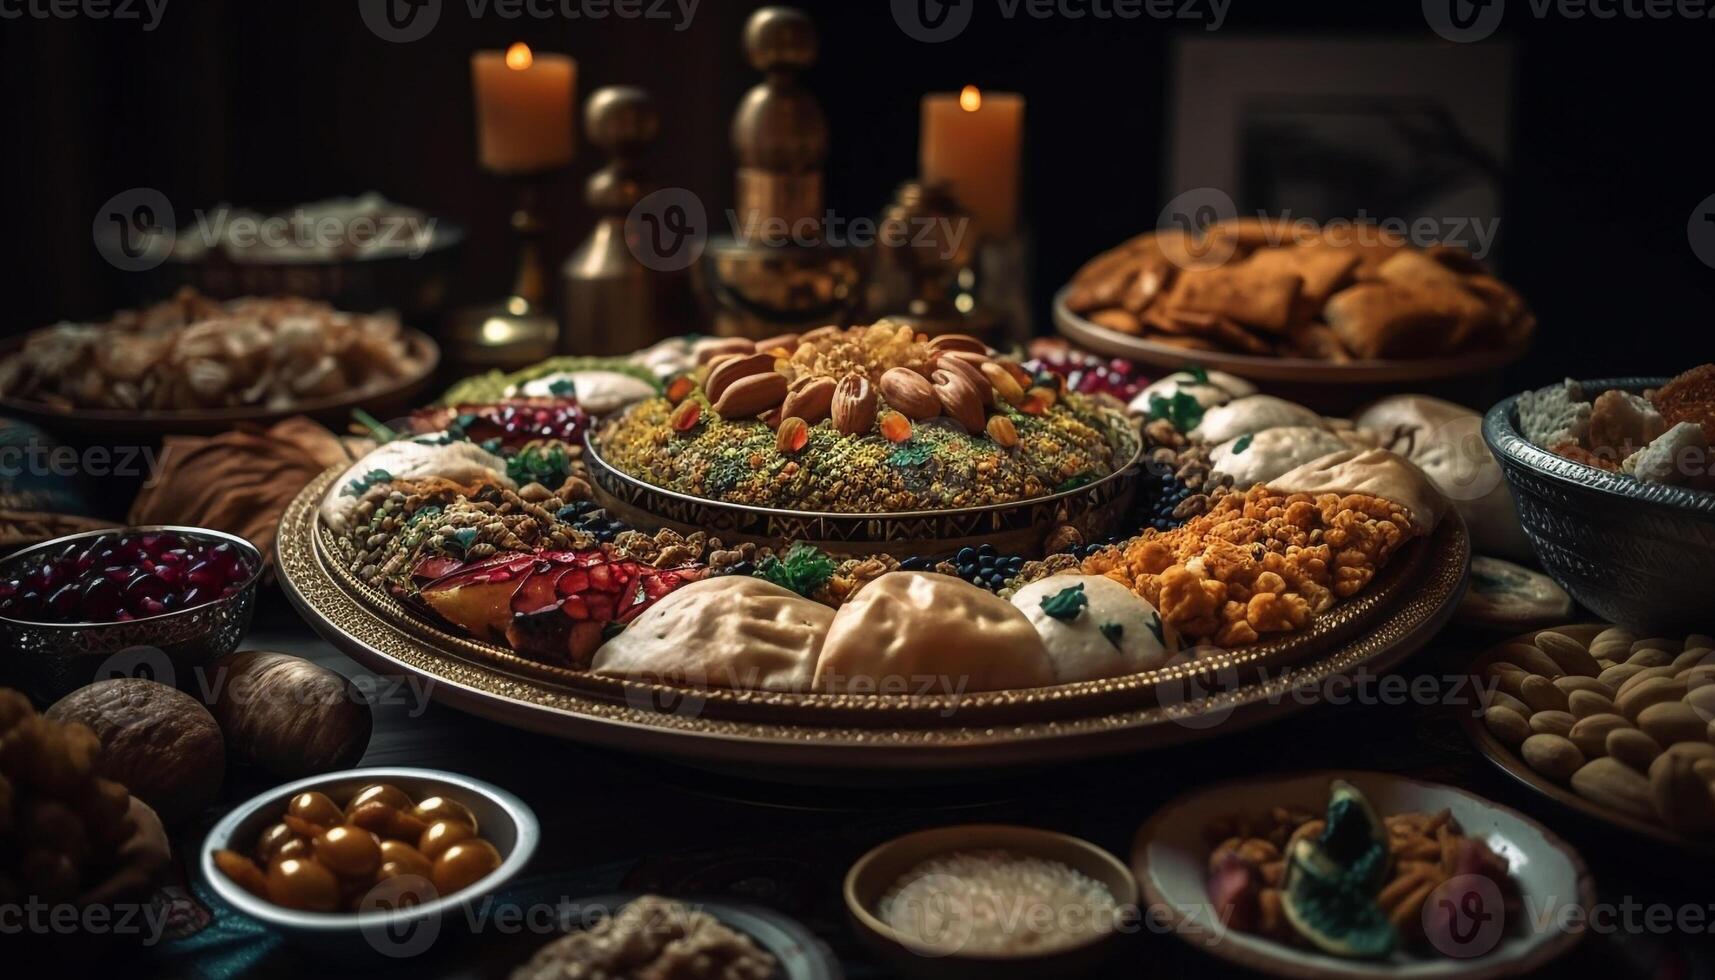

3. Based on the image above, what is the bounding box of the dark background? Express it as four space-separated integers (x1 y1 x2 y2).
2 0 1710 388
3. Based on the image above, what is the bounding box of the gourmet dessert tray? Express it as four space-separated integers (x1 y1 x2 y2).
278 324 1471 771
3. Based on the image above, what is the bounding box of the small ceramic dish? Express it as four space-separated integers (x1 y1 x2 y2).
201 766 539 957
1131 770 1592 980
844 824 1138 979
508 892 842 980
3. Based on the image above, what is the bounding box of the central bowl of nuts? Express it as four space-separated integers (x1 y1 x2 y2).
587 322 1143 557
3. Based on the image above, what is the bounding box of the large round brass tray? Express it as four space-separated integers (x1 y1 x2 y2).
583 414 1144 559
279 467 1469 772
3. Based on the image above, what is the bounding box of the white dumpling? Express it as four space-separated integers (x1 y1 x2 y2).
815 572 1053 694
1128 370 1257 416
1190 395 1324 444
513 370 655 414
319 438 514 534
591 577 831 692
1210 426 1352 488
1010 575 1176 683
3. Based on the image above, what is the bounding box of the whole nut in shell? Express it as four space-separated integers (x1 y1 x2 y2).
832 374 878 435
781 376 836 424
934 352 993 406
931 369 986 433
711 371 788 419
46 678 224 826
878 367 942 420
986 414 1020 448
205 651 372 778
704 352 778 404
980 361 1026 406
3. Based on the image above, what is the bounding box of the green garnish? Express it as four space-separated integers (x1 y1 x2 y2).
1187 364 1210 384
1054 473 1096 493
548 378 577 397
1040 584 1089 622
342 468 394 497
887 440 936 468
351 409 399 443
449 527 480 552
1146 611 1166 646
1147 391 1206 432
507 443 573 488
1099 621 1124 646
757 544 838 598
1232 433 1255 455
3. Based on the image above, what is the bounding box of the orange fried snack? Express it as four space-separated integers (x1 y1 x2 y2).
1081 485 1416 647
1650 363 1715 434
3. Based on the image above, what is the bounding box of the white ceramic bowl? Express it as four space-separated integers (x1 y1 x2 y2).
1131 770 1592 979
201 766 539 958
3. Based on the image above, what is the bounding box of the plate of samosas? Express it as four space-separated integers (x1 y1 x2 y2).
0 288 438 436
1056 219 1536 386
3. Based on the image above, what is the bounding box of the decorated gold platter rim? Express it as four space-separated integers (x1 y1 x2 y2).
1458 624 1715 856
0 329 440 436
1054 287 1528 384
283 467 1467 743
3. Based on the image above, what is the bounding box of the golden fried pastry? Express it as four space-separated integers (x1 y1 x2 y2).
1161 265 1304 335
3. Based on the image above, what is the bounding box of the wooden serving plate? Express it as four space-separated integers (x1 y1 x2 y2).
1054 288 1527 413
1458 624 1715 856
278 468 1469 776
0 329 439 438
1130 770 1593 980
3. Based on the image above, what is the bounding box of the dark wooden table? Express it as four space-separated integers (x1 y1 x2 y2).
138 593 1714 979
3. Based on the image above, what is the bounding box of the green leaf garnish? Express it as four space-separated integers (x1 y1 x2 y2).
757 543 838 599
1187 364 1210 385
1099 621 1124 647
1147 391 1206 432
351 409 399 443
1040 584 1089 622
1232 433 1254 455
1146 612 1166 646
506 443 573 488
342 468 394 497
548 378 577 397
887 440 936 468
1054 473 1096 493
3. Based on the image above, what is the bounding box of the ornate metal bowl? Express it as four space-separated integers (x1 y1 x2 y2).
0 525 262 703
582 423 1145 559
1483 378 1715 634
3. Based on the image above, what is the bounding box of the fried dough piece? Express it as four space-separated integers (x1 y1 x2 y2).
1161 265 1303 335
1244 245 1361 306
1650 364 1715 433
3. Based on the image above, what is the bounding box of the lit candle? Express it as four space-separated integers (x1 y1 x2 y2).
920 86 1024 237
471 42 577 174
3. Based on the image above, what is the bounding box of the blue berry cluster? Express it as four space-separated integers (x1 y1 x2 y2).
899 545 1025 591
1141 470 1193 531
557 500 629 543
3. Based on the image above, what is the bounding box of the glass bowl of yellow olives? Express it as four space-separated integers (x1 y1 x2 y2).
200 766 538 954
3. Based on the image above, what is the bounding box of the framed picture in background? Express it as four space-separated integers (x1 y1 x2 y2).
1167 37 1513 263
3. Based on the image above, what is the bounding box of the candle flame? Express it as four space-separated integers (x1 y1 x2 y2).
959 85 981 112
505 42 533 70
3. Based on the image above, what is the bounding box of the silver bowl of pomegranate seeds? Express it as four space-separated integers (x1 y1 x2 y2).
0 525 262 702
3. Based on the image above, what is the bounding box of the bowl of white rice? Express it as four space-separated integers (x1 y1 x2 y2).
844 824 1138 978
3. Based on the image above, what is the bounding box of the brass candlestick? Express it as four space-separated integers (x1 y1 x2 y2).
559 86 686 356
864 179 998 338
446 179 559 370
693 6 864 338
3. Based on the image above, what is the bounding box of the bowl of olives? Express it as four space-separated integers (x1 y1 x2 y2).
0 525 263 702
201 767 539 954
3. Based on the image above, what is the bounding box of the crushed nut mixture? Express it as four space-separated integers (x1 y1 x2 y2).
1081 485 1415 647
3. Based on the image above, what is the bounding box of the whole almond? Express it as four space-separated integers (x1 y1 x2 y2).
1484 690 1532 716
981 361 1026 407
1599 663 1647 690
1567 689 1617 719
1554 675 1611 698
986 414 1020 448
1617 666 1677 698
1519 674 1569 713
831 374 878 436
1616 676 1687 721
1606 728 1663 772
1628 647 1674 668
1535 632 1601 677
934 352 994 406
927 333 989 355
775 416 808 454
1497 643 1564 678
1528 710 1576 737
930 369 986 432
1485 663 1529 699
1570 713 1633 757
1571 757 1656 819
1650 751 1715 831
1639 701 1706 747
1685 684 1715 721
1666 741 1715 763
705 352 779 404
781 376 836 424
1522 734 1584 781
711 371 788 419
1673 648 1715 673
754 333 800 355
1589 640 1632 662
878 367 942 420
1633 636 1683 656
1483 705 1530 747
1593 627 1636 648
694 337 756 365
1681 666 1715 690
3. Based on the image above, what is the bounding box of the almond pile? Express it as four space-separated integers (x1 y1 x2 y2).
1065 220 1535 361
1478 628 1715 833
